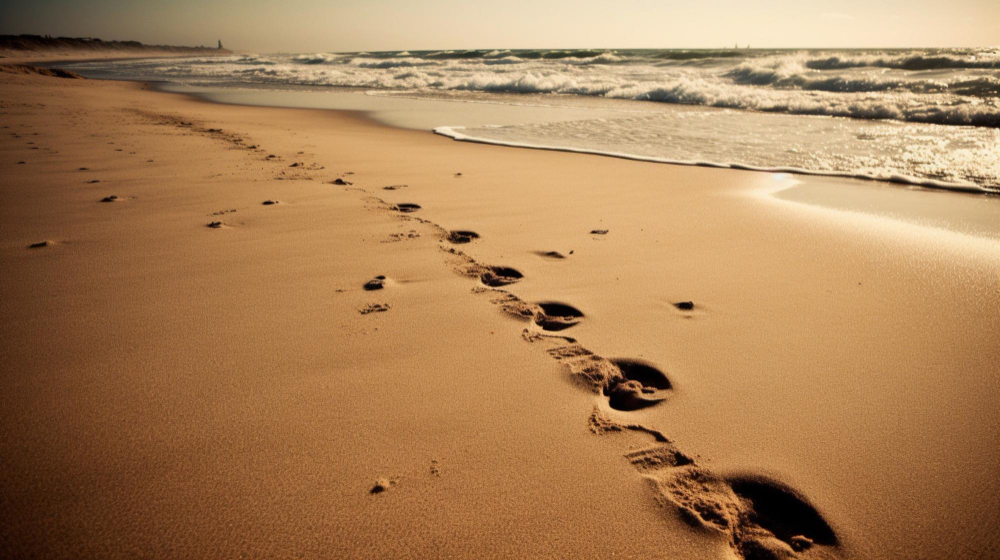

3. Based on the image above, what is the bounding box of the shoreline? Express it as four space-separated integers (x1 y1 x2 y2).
433 125 997 196
45 54 1000 196
145 77 1000 239
3 59 998 559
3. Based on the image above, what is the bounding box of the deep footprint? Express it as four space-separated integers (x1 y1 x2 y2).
447 230 479 244
534 302 584 332
605 359 671 411
395 203 422 213
480 266 523 287
728 476 839 550
364 275 386 291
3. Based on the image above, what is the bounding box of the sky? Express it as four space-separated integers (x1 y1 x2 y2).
2 0 998 53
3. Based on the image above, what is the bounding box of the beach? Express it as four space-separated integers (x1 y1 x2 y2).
1 56 999 560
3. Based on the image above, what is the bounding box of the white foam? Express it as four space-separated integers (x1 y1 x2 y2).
433 126 994 195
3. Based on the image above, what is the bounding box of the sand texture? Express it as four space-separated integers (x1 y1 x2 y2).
1 62 998 559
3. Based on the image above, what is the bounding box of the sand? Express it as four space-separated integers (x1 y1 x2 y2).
1 58 999 560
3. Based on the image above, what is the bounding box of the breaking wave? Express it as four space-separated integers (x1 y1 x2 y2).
65 47 1000 128
805 53 1000 71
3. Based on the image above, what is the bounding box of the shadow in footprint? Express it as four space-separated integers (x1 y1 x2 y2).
728 476 838 550
605 359 671 411
364 275 386 291
481 266 523 287
535 302 584 332
447 230 479 244
395 203 421 213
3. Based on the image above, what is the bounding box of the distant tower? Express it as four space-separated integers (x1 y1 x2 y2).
218 39 223 49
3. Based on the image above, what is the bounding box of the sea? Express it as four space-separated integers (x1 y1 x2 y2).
63 48 1000 193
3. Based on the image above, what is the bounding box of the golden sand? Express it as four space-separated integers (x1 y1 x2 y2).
2 58 998 559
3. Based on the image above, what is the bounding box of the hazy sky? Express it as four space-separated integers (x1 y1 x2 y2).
2 0 998 53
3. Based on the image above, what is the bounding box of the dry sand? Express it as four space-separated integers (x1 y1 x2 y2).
1 59 998 559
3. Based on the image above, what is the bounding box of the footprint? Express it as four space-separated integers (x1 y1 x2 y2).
590 229 609 235
665 470 839 558
99 195 120 203
359 303 391 315
535 250 566 259
674 301 695 311
28 240 53 249
395 203 422 213
370 477 396 494
625 445 694 472
604 359 671 411
364 275 386 291
480 266 523 287
447 230 479 244
616 437 838 559
330 178 353 185
534 302 584 332
207 221 226 229
728 476 838 549
262 199 280 205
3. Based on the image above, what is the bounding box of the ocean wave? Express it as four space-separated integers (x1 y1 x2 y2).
424 50 489 60
806 52 1000 70
349 57 440 68
610 80 1000 127
293 53 342 64
569 52 625 65
949 78 1000 97
653 50 747 61
725 62 911 92
482 56 526 65
418 48 618 61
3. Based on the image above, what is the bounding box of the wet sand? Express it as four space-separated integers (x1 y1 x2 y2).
1 59 998 559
